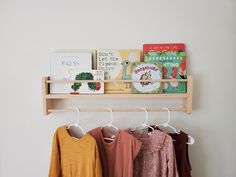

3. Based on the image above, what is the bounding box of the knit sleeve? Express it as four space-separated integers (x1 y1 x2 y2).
95 143 103 177
48 130 61 177
166 136 179 177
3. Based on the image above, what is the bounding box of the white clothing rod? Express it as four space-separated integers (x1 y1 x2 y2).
48 107 187 113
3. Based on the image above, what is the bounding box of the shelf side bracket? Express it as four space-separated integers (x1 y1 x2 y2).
186 76 193 114
42 76 53 115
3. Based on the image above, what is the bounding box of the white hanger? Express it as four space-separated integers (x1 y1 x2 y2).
101 108 118 141
155 107 195 145
155 107 180 134
187 135 195 145
67 107 86 135
131 107 154 135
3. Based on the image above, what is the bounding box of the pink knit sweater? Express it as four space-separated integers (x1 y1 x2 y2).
129 129 179 177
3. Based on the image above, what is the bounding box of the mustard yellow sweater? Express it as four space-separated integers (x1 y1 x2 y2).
48 126 103 177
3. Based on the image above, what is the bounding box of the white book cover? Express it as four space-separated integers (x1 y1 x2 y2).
50 52 92 93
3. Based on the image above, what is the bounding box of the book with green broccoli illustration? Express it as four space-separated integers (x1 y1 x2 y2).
50 69 104 94
70 70 104 94
50 51 95 93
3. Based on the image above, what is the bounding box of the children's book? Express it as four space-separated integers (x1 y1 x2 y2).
96 50 141 93
50 52 93 93
70 70 104 94
131 62 163 94
144 44 187 93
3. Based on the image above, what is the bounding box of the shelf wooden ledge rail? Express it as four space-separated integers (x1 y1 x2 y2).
42 76 193 115
46 79 188 83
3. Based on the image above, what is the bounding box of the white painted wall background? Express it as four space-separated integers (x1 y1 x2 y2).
0 0 236 176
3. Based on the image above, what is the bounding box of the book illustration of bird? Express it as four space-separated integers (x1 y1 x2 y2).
121 60 132 88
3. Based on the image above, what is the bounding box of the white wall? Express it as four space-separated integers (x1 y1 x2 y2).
0 0 236 176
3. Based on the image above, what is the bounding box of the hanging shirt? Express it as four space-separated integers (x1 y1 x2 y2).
149 127 192 177
168 131 192 177
89 127 142 177
129 129 179 177
48 126 103 177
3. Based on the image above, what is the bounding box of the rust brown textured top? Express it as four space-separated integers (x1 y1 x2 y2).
89 127 142 177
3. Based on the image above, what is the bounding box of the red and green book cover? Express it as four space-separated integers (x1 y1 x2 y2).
143 43 187 93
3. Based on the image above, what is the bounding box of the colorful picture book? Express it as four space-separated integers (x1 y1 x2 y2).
131 62 163 94
97 50 141 93
144 44 187 93
50 52 93 93
70 70 104 94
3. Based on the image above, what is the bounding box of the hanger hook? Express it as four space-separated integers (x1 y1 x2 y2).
74 107 80 124
162 107 170 124
106 107 113 123
141 107 148 124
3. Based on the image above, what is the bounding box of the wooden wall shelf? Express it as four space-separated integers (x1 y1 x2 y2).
42 76 193 115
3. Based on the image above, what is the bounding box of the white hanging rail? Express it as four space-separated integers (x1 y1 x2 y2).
48 107 187 113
